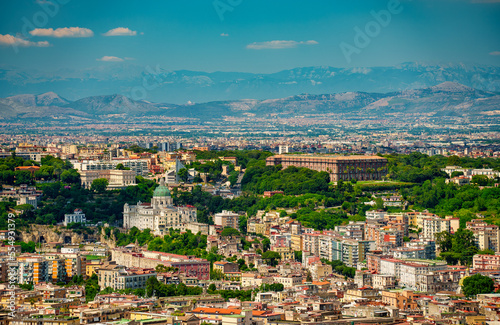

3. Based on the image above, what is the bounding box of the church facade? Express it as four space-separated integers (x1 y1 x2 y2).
123 179 197 236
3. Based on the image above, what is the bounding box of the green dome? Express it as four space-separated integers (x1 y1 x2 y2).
153 184 170 197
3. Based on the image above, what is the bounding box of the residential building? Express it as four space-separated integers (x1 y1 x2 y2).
214 210 240 229
422 216 450 240
474 254 500 270
381 290 418 311
467 219 500 252
97 264 156 290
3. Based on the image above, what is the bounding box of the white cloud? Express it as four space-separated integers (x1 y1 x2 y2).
0 34 50 47
97 56 124 62
103 27 137 36
490 51 500 56
220 33 229 37
246 40 318 50
30 27 93 38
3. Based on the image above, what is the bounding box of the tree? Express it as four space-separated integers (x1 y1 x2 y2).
451 171 464 178
155 264 169 273
478 249 495 255
261 251 281 266
60 169 80 184
178 168 189 183
220 227 240 237
91 178 109 193
471 175 489 186
436 229 478 265
306 271 313 282
294 251 302 262
116 163 130 170
374 198 385 210
208 283 217 293
85 274 100 302
15 170 33 185
462 274 494 297
262 238 270 252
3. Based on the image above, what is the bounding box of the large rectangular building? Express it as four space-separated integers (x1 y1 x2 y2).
265 154 388 182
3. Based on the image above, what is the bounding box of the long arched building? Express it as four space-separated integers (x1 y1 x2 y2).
265 154 388 182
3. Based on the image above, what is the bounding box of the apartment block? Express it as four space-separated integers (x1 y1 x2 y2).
422 216 450 240
214 210 240 230
342 240 374 268
98 264 156 290
473 254 500 270
467 219 500 252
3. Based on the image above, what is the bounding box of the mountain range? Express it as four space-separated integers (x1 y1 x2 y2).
1 62 499 104
1 82 498 122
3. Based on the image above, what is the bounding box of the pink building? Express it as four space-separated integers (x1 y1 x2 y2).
473 254 500 270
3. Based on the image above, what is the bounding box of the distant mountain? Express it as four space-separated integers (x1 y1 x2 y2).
6 92 70 107
65 94 167 116
0 82 497 121
0 62 499 104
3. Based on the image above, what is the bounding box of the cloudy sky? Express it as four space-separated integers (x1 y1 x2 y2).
0 0 499 73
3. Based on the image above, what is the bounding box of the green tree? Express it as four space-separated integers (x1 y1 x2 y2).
178 168 189 183
471 175 489 186
208 283 217 293
60 169 80 184
450 171 464 178
116 163 130 170
462 274 494 297
261 251 281 266
91 178 109 193
85 274 100 302
220 227 240 237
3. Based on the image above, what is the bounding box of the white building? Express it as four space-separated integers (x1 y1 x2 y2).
72 159 149 176
80 169 137 189
214 210 240 229
64 209 86 226
123 178 197 236
422 216 450 240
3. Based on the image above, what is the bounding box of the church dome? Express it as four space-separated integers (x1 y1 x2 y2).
153 185 170 197
153 178 171 197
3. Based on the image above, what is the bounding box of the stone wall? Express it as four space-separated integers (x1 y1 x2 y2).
19 224 100 244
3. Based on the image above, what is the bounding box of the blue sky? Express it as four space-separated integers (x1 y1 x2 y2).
0 0 499 73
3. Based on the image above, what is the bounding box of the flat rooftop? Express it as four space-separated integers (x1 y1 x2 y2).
267 154 387 161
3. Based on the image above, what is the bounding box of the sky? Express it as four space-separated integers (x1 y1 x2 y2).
0 0 499 74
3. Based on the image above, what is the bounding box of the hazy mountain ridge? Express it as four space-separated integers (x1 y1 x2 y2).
0 63 499 104
0 82 498 121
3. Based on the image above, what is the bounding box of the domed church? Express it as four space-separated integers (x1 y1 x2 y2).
123 177 196 236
